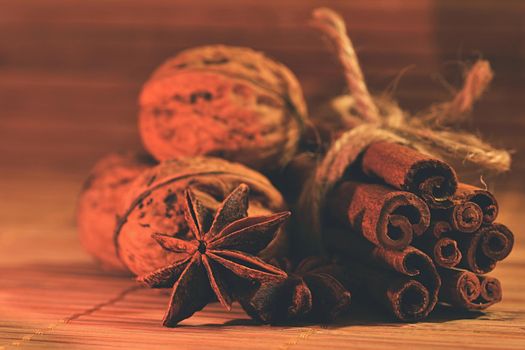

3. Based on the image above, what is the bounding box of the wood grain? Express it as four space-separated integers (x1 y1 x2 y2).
0 171 524 349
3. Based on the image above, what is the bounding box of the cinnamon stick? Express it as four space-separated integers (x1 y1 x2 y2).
479 275 503 305
431 200 483 233
360 142 458 207
328 182 430 250
413 236 462 269
326 229 440 321
450 223 514 274
479 223 514 261
426 220 453 239
438 268 502 310
454 183 499 224
342 260 431 322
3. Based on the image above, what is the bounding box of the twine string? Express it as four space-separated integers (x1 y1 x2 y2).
311 7 511 186
297 7 511 254
311 8 380 123
311 7 510 174
420 60 494 125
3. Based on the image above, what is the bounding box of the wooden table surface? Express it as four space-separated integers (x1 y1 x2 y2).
1 172 524 349
1 1 524 349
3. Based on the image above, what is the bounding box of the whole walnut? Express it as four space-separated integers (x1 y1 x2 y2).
115 156 289 277
139 45 308 172
77 152 156 272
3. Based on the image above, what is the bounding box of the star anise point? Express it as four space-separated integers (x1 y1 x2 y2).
138 184 290 326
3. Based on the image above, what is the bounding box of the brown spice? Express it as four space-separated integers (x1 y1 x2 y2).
479 275 502 304
479 223 514 261
449 202 483 232
360 142 458 207
450 223 514 274
454 183 499 224
438 268 502 310
239 256 351 324
114 156 289 277
431 200 483 233
412 236 462 269
426 220 453 239
138 184 290 326
328 182 430 250
342 260 431 322
326 229 440 321
139 45 309 172
77 152 155 272
241 276 313 324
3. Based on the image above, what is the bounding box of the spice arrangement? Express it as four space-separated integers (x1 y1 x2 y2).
77 7 514 327
138 184 290 326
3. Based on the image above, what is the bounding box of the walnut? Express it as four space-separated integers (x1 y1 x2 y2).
77 152 155 272
139 45 308 172
115 156 289 276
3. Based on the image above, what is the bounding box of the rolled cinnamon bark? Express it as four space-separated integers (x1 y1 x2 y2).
326 229 440 321
479 275 502 305
479 223 514 261
413 236 462 268
360 142 458 207
431 201 483 233
439 268 501 310
449 201 483 232
454 183 499 224
328 182 431 250
439 268 481 308
426 220 453 239
451 223 514 274
342 260 431 322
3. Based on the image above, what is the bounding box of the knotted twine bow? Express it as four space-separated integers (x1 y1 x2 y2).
297 8 511 254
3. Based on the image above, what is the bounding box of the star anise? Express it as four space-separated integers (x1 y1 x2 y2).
240 256 352 324
137 183 290 327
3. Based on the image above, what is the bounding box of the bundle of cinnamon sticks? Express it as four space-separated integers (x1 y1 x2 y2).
269 8 515 322
329 142 511 319
282 140 513 321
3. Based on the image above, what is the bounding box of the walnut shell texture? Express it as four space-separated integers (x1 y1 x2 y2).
115 156 289 276
139 45 308 172
77 152 156 272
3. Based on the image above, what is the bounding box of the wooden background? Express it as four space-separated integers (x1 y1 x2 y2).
1 0 524 349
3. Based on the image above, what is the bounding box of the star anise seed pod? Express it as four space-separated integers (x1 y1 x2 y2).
240 256 351 324
137 183 290 327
